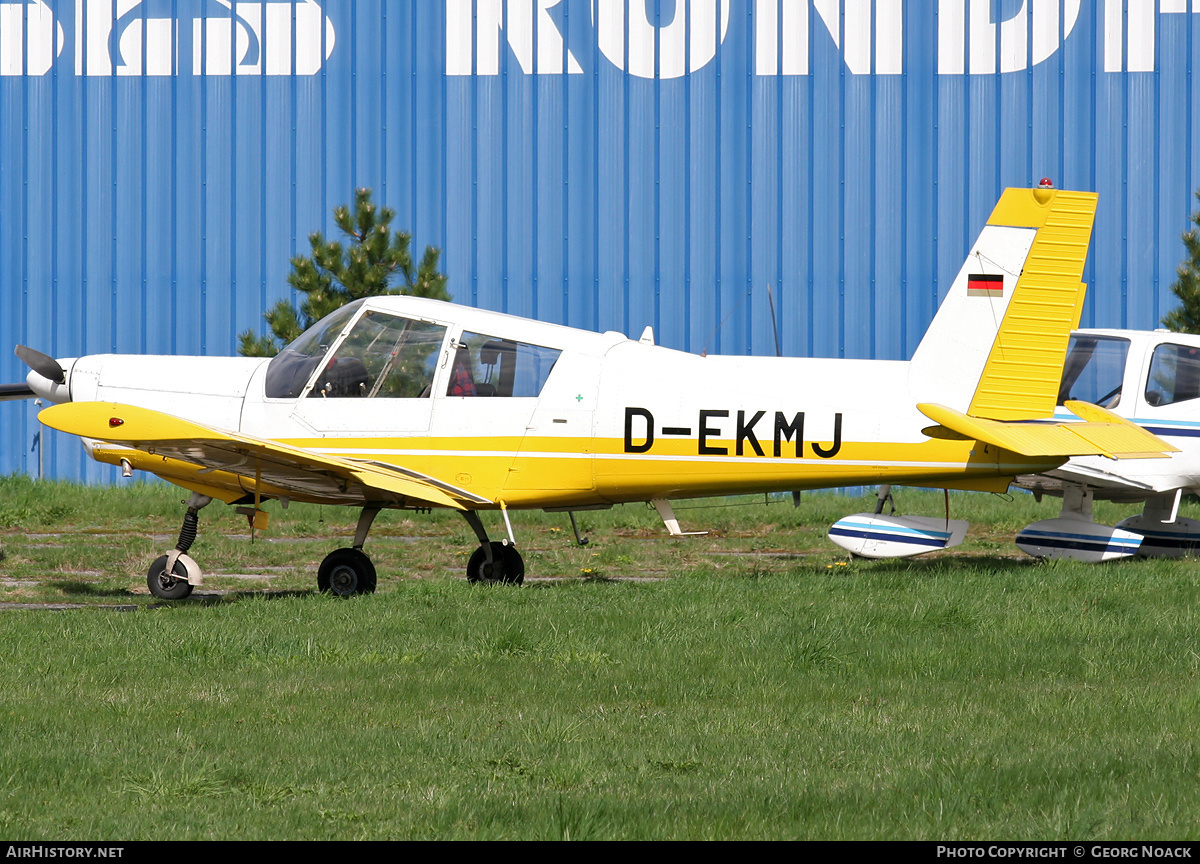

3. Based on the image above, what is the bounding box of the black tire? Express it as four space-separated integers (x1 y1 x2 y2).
147 554 194 600
466 541 524 585
317 548 377 596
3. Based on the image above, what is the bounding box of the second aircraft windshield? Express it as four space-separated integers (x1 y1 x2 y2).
1057 335 1129 409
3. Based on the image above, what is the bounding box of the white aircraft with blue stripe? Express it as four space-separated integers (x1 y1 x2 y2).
1011 328 1200 562
831 327 1200 563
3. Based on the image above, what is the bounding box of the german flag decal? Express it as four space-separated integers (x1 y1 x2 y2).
967 273 1004 297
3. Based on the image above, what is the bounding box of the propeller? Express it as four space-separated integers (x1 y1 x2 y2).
15 345 65 385
0 383 34 401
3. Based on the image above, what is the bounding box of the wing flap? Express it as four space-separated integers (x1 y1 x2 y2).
39 402 489 510
917 402 1178 459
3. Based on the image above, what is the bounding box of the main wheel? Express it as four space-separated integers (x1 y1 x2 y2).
147 555 194 600
318 548 378 596
466 541 524 585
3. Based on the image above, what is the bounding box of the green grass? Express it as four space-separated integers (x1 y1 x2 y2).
0 477 1198 838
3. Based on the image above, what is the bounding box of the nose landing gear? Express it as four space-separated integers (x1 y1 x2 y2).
146 493 210 600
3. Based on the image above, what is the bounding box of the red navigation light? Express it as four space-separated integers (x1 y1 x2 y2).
109 417 124 428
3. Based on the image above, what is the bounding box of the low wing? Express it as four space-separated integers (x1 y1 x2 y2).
39 402 491 511
1016 456 1197 498
1041 462 1161 492
917 401 1179 460
1014 463 1170 494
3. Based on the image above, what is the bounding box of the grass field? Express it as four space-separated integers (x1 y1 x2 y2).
1 477 1199 839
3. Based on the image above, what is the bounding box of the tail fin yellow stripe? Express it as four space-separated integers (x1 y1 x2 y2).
967 189 1098 421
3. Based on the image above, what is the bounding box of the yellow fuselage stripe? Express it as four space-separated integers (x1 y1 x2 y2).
92 433 1059 509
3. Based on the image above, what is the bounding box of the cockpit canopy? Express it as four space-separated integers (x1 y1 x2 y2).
263 299 562 401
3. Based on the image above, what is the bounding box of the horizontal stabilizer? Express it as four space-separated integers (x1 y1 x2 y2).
917 401 1178 459
39 402 490 511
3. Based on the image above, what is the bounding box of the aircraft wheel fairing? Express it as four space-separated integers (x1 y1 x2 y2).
828 513 969 558
1015 518 1142 562
1116 514 1200 558
318 548 378 596
147 555 194 600
467 541 524 585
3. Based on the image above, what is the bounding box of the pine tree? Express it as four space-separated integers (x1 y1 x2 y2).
1161 189 1200 334
239 189 450 356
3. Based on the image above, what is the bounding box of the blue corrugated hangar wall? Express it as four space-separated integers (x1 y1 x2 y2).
0 0 1197 480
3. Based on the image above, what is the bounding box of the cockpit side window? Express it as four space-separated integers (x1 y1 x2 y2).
308 311 448 398
446 331 562 398
1145 343 1200 407
1057 335 1130 409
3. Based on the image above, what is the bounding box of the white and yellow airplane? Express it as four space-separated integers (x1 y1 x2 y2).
5 185 1176 597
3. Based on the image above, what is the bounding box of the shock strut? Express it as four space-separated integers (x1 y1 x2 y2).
176 507 200 554
174 493 212 555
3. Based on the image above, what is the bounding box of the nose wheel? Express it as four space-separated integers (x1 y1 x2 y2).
147 554 195 600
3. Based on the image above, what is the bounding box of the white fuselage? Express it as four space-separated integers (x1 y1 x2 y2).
32 295 1058 509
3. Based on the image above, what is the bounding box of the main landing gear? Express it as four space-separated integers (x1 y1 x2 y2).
462 511 524 585
315 507 525 591
317 507 380 596
316 507 527 593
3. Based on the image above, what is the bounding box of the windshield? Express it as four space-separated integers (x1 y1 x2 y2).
263 301 364 399
1057 334 1130 409
307 310 447 398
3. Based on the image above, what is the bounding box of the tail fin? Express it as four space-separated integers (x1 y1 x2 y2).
910 187 1098 419
910 188 1173 461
